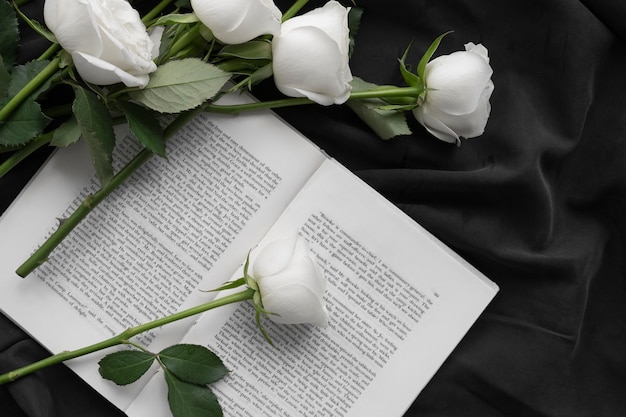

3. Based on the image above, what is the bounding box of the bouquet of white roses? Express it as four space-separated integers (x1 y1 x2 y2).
0 0 495 416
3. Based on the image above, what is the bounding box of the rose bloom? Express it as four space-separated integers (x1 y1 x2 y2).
272 0 353 106
190 0 282 44
44 0 161 88
413 43 494 144
252 235 328 326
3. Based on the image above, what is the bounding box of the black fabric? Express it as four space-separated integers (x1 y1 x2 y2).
2 0 626 416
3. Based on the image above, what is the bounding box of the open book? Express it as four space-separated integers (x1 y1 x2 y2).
0 93 498 417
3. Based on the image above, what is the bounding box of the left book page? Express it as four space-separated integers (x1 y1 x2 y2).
0 94 326 410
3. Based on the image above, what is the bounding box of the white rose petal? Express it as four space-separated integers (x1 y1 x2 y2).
44 0 160 88
253 236 328 326
413 43 494 144
190 0 281 44
272 1 353 106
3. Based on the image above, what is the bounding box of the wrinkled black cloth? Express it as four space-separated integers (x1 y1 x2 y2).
2 0 626 416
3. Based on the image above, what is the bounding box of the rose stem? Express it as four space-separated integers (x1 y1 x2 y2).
141 0 176 24
282 0 311 21
0 57 61 123
15 108 201 277
204 85 425 114
0 132 53 179
0 288 255 384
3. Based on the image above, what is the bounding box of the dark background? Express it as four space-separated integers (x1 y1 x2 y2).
2 0 625 416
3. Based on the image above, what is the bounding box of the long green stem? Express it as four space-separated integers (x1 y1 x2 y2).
205 97 313 113
0 57 60 123
15 108 201 277
0 288 255 384
141 0 175 24
205 85 424 114
0 132 52 179
349 85 424 100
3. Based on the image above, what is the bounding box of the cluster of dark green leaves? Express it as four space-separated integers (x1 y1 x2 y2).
0 0 55 150
99 343 229 417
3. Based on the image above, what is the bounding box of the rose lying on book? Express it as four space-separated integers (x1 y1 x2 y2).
0 236 327 417
253 235 329 326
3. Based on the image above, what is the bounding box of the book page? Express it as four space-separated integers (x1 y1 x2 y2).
0 95 325 409
127 159 498 417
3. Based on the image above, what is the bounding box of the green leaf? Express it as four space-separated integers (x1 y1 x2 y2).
153 12 199 26
98 350 156 385
218 41 272 60
348 78 412 140
129 58 231 113
72 86 116 185
117 101 166 157
159 344 229 385
50 116 82 147
0 56 12 99
8 60 57 99
416 31 452 80
165 372 223 417
12 2 57 43
0 99 50 146
0 0 18 68
0 60 59 146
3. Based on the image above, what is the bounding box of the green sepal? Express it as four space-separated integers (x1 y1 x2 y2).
98 350 156 385
164 372 223 417
416 31 453 80
159 344 229 385
254 302 275 347
208 277 247 292
242 253 258 291
117 100 166 157
398 41 422 88
72 86 115 186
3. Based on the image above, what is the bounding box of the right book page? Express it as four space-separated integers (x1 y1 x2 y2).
127 158 499 417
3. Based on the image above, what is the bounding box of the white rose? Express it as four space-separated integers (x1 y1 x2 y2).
252 236 328 326
413 42 494 144
190 0 282 45
43 0 160 88
272 1 353 106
